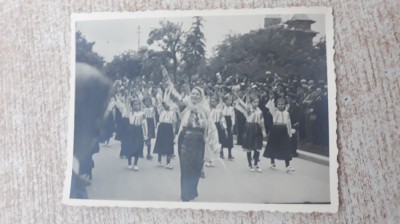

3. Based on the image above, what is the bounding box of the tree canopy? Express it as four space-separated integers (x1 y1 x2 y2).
104 50 142 81
147 21 184 83
90 17 327 86
180 16 206 82
76 31 105 69
208 26 327 83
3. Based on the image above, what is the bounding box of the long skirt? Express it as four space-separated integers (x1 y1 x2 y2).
115 116 129 141
153 123 174 156
119 118 130 156
235 109 246 145
242 122 263 151
146 118 156 139
178 127 205 201
221 116 233 148
124 124 144 158
215 122 226 144
263 124 292 160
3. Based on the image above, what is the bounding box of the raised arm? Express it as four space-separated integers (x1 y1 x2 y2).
259 114 267 138
142 113 148 140
265 98 276 119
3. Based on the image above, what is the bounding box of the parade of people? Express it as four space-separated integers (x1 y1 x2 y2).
71 14 330 203
73 63 329 201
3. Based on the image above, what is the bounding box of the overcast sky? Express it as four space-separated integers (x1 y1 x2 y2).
76 14 325 62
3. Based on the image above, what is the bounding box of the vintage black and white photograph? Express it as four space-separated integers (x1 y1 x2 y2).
64 8 337 212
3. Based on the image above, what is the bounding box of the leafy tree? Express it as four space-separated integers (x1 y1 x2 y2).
181 16 206 82
209 26 327 83
76 31 105 69
140 49 169 84
104 47 168 85
104 50 142 81
147 21 184 83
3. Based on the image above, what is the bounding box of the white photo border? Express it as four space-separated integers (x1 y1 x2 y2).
63 7 338 213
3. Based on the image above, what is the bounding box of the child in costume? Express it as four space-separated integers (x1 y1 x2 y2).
263 97 295 173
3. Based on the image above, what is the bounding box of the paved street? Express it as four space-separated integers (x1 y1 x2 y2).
87 138 330 204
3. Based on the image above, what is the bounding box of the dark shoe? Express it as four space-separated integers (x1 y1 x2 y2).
146 154 153 160
228 155 234 160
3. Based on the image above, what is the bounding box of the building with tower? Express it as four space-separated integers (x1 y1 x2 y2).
284 14 318 48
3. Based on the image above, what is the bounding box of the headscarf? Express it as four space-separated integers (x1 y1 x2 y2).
179 87 210 128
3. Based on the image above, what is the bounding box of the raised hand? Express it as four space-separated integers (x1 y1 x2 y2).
161 65 168 77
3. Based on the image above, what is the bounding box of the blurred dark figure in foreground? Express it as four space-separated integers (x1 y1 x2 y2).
70 63 112 199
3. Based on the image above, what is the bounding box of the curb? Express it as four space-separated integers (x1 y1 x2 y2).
260 140 329 166
297 150 329 166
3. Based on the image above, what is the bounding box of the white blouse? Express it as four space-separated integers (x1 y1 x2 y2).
266 99 292 137
129 111 146 126
128 111 148 138
159 110 176 124
209 107 227 129
245 108 263 123
221 105 236 126
233 97 266 137
144 107 156 119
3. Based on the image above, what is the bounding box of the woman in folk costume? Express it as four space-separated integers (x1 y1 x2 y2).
177 87 221 202
263 97 295 173
236 93 267 172
125 98 148 171
143 95 156 160
220 94 236 160
153 101 177 169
